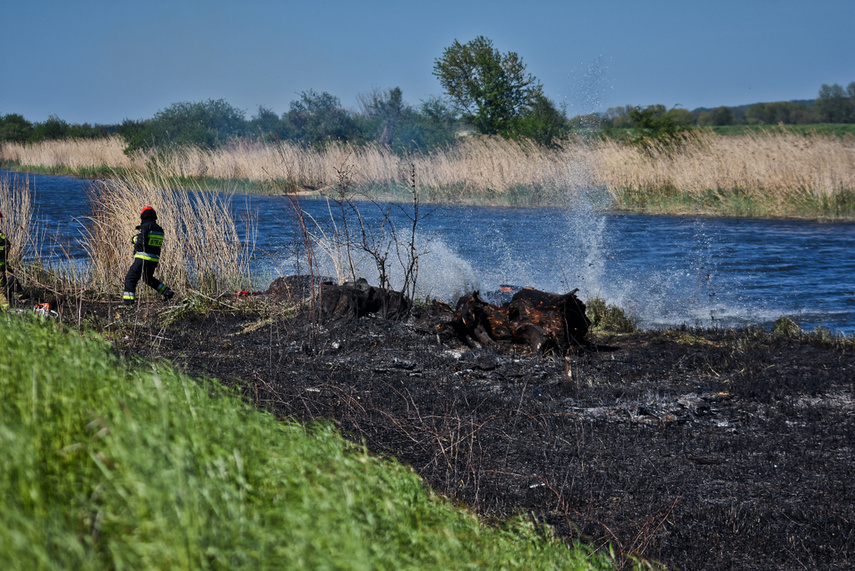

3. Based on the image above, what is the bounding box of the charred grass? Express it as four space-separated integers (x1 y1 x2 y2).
79 294 855 571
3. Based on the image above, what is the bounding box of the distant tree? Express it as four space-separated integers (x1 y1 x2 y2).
664 107 694 127
355 88 463 152
0 113 34 143
695 111 713 126
512 93 569 147
120 99 248 152
159 99 247 147
745 101 815 125
433 36 542 136
248 105 285 140
600 105 635 129
709 106 734 127
629 105 691 140
412 96 460 148
31 114 71 141
418 96 460 136
815 83 855 123
358 87 406 146
117 118 151 154
567 113 602 130
282 90 362 147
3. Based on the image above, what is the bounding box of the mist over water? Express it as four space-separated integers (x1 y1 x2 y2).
5 169 855 335
245 190 855 336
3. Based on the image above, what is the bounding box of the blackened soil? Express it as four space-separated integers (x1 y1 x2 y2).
104 299 854 570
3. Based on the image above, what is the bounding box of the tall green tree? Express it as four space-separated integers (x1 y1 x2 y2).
433 36 542 135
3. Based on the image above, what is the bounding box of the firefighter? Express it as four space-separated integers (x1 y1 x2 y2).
123 206 174 306
0 210 25 309
0 211 8 310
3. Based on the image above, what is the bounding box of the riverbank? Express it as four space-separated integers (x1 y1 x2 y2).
3 128 854 218
16 283 854 571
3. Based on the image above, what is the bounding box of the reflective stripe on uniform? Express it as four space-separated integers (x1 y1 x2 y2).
123 292 136 301
134 252 160 262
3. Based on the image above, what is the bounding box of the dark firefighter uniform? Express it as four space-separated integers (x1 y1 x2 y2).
0 210 23 309
0 213 7 310
123 206 174 305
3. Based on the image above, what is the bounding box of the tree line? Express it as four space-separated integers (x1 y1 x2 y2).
594 80 854 131
1 35 853 153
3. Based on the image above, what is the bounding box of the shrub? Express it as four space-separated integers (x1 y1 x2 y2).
586 297 637 333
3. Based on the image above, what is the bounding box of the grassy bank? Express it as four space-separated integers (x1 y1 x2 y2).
597 129 855 219
0 312 610 570
2 128 854 218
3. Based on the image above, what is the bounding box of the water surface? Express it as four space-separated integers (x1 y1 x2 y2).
4 169 854 334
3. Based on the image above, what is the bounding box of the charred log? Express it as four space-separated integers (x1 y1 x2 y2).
320 278 411 321
450 287 589 355
509 286 590 347
265 274 331 301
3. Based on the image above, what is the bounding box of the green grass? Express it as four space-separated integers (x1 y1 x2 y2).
612 185 855 220
586 297 637 333
0 162 134 180
0 312 610 571
599 124 855 139
704 123 855 137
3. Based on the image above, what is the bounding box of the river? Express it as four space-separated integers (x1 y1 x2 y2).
4 169 854 334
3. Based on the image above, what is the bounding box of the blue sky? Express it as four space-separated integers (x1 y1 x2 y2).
3 0 853 125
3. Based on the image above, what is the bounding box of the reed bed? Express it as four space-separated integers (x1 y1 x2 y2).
0 173 39 263
0 172 48 299
155 137 597 205
0 136 140 172
409 136 596 204
591 129 855 217
4 129 855 217
2 137 596 204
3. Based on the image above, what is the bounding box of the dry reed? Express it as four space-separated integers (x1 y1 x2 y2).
0 172 39 268
4 130 855 216
83 170 255 298
0 136 140 171
591 129 855 216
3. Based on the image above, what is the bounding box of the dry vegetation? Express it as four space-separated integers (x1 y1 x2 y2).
82 172 256 296
0 174 39 264
2 128 854 305
3 132 855 570
596 129 855 217
3 129 855 216
0 168 255 309
0 136 137 171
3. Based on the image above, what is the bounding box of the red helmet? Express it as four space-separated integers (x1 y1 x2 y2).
141 206 154 216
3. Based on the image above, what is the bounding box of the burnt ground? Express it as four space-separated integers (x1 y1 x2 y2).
63 292 855 570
